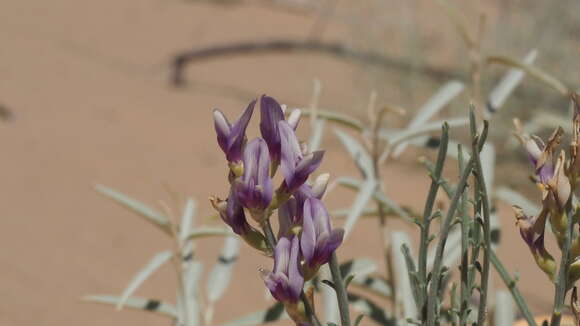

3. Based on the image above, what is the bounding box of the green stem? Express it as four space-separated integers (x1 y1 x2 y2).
329 252 351 326
418 123 449 313
471 120 492 326
550 200 575 326
490 251 538 326
426 113 488 326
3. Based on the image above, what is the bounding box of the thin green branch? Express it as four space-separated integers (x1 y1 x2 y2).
490 251 538 326
418 123 450 314
471 116 492 326
426 114 488 326
550 199 575 326
329 252 352 326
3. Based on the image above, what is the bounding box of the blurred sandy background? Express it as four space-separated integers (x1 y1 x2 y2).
0 1 578 325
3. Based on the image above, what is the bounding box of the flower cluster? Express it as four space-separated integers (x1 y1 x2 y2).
514 93 580 283
210 95 344 321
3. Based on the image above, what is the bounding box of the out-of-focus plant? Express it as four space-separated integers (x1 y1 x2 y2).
512 94 580 326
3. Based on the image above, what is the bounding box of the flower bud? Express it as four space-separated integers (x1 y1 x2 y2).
261 236 304 303
301 198 344 278
236 138 274 219
213 100 255 164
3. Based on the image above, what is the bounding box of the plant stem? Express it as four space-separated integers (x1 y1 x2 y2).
457 145 470 326
490 250 538 326
329 252 351 326
426 115 488 326
550 200 575 326
471 123 491 326
418 123 450 313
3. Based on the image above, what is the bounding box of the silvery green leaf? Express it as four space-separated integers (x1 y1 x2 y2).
393 81 464 157
320 265 339 325
300 109 364 131
117 250 174 310
334 129 375 179
220 302 287 326
94 184 171 234
495 187 540 215
481 144 495 194
487 49 537 114
494 290 515 326
336 177 411 222
180 199 196 242
186 227 234 240
182 261 203 326
207 237 239 303
83 295 177 318
308 118 326 152
391 232 418 322
343 178 377 238
487 55 568 95
387 117 468 147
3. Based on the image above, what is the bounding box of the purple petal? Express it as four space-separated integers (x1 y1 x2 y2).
273 237 291 274
279 120 303 187
301 200 317 265
260 95 285 163
213 109 231 153
288 236 304 302
239 138 273 210
225 100 255 162
225 189 249 235
286 151 325 191
309 197 331 235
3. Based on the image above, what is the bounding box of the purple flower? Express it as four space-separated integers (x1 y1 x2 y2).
278 184 325 239
236 138 274 215
259 95 302 165
213 100 255 163
262 236 304 303
279 121 324 192
514 206 556 280
211 189 250 235
301 198 344 269
260 95 286 164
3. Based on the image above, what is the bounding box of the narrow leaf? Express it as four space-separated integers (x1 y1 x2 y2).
117 250 174 310
393 81 464 157
180 198 196 241
308 118 326 152
95 184 171 234
391 232 418 321
487 55 569 95
206 237 240 303
343 178 377 238
186 227 235 240
334 129 374 178
300 109 364 131
83 295 177 318
487 50 537 113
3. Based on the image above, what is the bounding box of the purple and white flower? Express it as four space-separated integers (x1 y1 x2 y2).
262 236 304 303
236 138 274 215
213 100 255 164
300 198 344 270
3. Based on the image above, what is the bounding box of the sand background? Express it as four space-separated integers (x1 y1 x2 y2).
0 1 578 325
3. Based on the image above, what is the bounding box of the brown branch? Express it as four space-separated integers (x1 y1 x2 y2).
170 39 459 86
